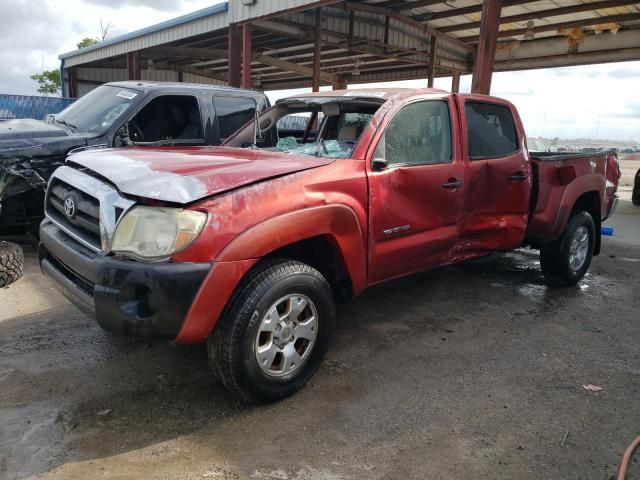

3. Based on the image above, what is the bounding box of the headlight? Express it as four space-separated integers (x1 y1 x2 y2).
112 207 207 260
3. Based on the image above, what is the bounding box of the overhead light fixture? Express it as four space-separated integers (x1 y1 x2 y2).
524 20 535 40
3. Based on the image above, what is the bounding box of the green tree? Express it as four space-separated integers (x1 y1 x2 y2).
30 70 61 95
77 37 99 49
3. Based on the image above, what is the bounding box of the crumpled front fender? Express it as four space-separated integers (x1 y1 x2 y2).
0 155 65 199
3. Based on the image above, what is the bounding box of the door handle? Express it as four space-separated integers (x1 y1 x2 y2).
442 179 463 189
509 172 528 181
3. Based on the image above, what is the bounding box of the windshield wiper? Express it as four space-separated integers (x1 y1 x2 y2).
55 119 77 130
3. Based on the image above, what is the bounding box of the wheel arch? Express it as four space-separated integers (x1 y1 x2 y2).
570 190 602 255
216 204 367 296
548 174 602 254
175 205 367 344
258 235 354 302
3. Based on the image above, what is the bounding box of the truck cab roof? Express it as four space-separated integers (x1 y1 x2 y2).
284 88 447 102
105 81 267 100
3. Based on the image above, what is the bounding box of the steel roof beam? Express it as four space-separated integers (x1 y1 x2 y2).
471 0 502 94
495 47 640 71
460 12 640 42
255 57 408 76
441 0 640 33
378 0 444 10
144 44 335 81
145 45 229 59
343 2 476 53
253 19 439 67
415 0 539 21
163 65 228 82
256 52 335 82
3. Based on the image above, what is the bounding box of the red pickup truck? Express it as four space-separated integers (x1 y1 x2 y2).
39 89 619 403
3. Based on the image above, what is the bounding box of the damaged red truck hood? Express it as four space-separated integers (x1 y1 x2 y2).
67 146 334 204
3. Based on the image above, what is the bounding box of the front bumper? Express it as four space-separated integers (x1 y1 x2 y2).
39 219 210 339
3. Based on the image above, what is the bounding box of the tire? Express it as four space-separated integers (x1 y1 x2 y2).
539 211 595 286
0 241 24 288
632 169 640 206
208 259 335 403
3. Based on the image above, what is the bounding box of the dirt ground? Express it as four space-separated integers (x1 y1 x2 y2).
0 159 638 480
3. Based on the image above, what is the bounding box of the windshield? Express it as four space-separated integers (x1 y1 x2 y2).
55 85 139 134
224 99 382 159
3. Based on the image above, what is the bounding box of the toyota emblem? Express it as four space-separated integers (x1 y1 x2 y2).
64 195 77 219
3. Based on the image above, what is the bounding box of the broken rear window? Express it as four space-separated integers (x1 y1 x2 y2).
223 96 384 159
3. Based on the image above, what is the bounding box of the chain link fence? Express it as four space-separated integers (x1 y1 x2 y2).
0 95 76 121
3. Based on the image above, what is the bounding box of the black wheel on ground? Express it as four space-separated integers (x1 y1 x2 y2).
632 168 640 206
207 259 335 403
539 211 595 286
0 241 24 288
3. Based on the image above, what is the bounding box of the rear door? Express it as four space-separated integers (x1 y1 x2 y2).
459 98 532 253
367 96 464 283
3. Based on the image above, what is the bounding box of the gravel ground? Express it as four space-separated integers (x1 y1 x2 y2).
0 160 638 480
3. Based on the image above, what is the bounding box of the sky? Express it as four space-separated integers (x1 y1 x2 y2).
1 0 639 141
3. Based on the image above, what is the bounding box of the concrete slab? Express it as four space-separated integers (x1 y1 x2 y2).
0 162 638 479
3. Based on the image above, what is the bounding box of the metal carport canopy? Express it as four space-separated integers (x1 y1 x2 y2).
58 0 640 97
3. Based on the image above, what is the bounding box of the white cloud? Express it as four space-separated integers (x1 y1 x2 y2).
0 0 216 95
267 62 640 141
490 62 640 141
82 0 182 11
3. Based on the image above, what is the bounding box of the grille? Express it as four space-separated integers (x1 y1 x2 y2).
46 178 102 250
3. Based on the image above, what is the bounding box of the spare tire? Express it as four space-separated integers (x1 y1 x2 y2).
0 241 24 288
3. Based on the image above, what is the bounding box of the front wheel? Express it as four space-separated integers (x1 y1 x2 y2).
539 211 595 286
208 260 335 403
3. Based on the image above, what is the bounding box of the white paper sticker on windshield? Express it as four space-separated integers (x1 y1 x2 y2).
116 90 137 100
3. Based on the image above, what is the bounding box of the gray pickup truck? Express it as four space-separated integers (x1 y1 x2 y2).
0 81 269 236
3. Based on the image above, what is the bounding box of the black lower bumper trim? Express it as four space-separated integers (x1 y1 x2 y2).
41 256 96 317
39 220 211 339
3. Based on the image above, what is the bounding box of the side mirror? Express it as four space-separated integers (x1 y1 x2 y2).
372 158 388 171
371 134 387 171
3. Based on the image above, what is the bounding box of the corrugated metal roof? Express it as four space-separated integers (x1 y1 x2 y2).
59 2 229 61
60 0 640 93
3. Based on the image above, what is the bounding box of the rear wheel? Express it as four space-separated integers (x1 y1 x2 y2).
208 260 335 403
0 241 24 288
540 211 595 286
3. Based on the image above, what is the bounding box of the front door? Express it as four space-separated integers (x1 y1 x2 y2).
459 98 532 254
367 97 464 284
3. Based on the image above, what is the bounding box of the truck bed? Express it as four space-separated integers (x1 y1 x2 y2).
526 151 619 244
